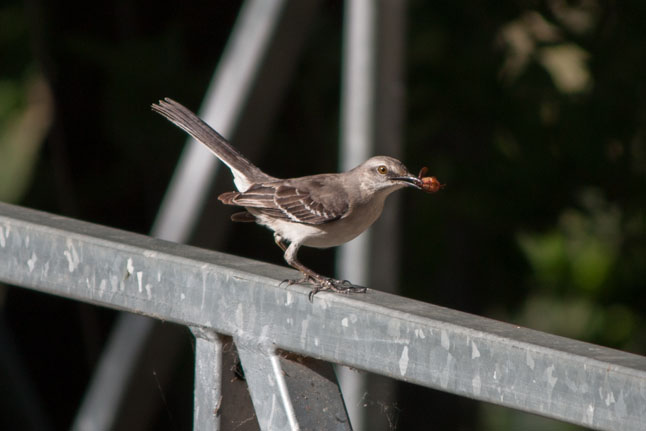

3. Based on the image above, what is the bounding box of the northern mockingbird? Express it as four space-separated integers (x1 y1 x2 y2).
152 98 434 297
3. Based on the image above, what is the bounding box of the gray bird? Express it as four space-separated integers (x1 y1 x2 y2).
152 98 430 298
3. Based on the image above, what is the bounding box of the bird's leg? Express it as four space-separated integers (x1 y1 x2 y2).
274 233 288 252
279 239 366 300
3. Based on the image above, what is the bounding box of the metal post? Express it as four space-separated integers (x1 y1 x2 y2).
337 0 377 429
191 328 224 431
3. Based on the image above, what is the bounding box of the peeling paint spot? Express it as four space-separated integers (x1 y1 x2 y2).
582 404 594 425
472 375 481 395
314 337 319 346
0 225 5 248
399 346 409 376
415 328 425 339
545 364 558 388
387 319 401 338
235 304 244 328
27 252 37 272
137 271 143 292
110 275 119 292
526 350 535 370
285 292 294 306
440 352 453 388
99 279 107 293
300 319 309 346
127 258 134 275
615 390 627 418
181 293 186 300
145 283 152 300
200 271 207 310
471 341 480 359
63 239 80 272
341 317 349 327
560 377 574 392
604 390 615 406
441 330 450 350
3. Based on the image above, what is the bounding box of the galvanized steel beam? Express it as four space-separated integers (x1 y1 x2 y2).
1 202 645 431
191 328 225 430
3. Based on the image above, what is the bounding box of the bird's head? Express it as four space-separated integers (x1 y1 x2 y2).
353 156 424 193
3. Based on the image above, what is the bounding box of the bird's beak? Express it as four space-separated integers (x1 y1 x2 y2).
391 174 423 189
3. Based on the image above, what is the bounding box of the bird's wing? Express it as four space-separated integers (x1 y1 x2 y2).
219 177 350 225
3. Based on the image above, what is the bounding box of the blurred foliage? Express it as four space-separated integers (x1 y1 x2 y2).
518 189 621 295
0 76 52 202
0 4 51 203
0 0 644 430
400 1 646 428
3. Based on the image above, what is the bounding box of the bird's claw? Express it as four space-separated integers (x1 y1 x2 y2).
308 277 366 301
281 275 366 301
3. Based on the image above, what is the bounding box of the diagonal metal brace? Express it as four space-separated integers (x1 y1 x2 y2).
235 338 351 431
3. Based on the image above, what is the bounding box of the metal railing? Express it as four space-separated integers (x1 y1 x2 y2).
1 201 645 431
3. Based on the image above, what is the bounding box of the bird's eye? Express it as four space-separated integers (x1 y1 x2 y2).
377 165 388 175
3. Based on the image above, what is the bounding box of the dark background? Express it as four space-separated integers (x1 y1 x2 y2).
1 0 644 429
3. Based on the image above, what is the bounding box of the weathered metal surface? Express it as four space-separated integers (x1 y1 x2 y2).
191 329 225 430
1 202 645 431
236 339 351 430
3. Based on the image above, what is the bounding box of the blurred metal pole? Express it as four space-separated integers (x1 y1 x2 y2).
372 0 406 296
366 1 407 430
336 1 377 430
152 0 286 242
72 1 288 430
337 1 406 430
337 0 376 293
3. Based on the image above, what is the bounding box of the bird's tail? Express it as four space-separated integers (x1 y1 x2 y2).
152 98 275 191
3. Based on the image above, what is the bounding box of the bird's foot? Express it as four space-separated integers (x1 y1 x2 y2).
282 275 366 301
308 279 367 301
281 273 367 301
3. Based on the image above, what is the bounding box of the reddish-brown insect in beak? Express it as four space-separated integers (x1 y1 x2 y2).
417 166 445 194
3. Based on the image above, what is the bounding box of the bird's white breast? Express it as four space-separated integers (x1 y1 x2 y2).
252 189 391 248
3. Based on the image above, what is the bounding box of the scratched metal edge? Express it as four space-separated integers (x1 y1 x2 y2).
1 202 645 430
